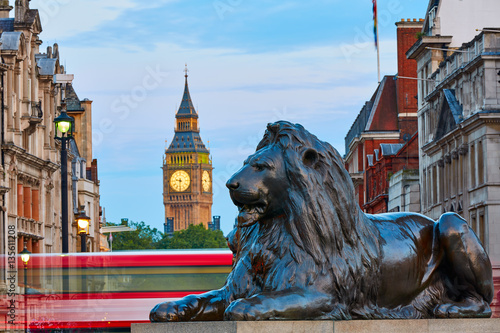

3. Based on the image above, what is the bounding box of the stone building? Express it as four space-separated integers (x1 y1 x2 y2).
0 0 101 295
406 0 500 317
344 19 422 213
163 70 213 231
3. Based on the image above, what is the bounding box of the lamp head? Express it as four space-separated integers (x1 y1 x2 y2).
76 208 91 234
20 246 31 265
54 108 74 137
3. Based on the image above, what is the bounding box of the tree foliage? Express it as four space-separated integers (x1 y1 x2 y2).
158 223 228 249
107 221 228 250
108 220 162 250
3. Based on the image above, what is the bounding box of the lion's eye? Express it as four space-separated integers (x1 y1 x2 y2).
253 164 264 171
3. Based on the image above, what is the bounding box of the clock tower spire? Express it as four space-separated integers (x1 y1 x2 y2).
163 68 213 232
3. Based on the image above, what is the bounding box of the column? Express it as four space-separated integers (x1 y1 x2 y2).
44 88 51 149
14 65 20 131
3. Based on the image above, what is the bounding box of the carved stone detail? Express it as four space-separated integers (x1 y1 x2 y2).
459 144 469 156
44 175 54 191
8 159 18 176
17 172 41 187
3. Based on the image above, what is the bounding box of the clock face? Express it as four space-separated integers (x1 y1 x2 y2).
202 170 211 192
170 170 190 192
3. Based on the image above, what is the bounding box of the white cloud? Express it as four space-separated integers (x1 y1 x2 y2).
30 0 180 41
62 38 396 164
31 0 136 39
45 30 398 232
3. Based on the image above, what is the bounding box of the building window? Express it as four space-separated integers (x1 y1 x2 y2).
23 185 32 219
470 144 476 188
17 184 24 217
439 165 444 202
422 112 427 142
432 166 437 205
423 65 428 98
423 169 428 209
477 141 484 185
32 189 40 221
470 212 477 235
478 213 486 248
458 154 463 193
403 185 411 212
442 161 447 200
451 157 456 196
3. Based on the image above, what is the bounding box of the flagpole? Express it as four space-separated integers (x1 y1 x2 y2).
375 1 380 83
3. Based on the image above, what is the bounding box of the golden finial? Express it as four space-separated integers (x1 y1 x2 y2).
184 63 189 78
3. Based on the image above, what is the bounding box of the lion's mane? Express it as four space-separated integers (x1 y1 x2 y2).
246 121 382 314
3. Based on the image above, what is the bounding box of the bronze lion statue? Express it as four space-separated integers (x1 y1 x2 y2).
150 121 493 321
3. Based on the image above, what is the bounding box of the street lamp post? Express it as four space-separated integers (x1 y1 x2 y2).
20 243 31 333
76 207 90 253
54 103 74 297
76 207 90 293
54 103 74 254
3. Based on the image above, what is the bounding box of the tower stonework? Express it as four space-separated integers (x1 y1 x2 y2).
163 70 213 231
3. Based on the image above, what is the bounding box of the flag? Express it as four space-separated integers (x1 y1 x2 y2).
372 0 378 49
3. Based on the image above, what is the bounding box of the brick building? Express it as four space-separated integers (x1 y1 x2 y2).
365 136 420 214
344 19 422 213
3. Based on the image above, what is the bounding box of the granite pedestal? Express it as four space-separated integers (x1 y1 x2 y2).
132 319 500 333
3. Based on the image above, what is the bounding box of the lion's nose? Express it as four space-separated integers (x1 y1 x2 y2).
226 178 239 190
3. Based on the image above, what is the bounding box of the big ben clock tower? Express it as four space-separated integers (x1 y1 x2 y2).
163 68 213 231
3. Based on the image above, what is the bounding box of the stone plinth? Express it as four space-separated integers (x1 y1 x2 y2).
132 319 500 333
492 268 500 318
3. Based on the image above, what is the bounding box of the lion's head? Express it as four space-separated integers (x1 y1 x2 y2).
226 142 289 228
226 121 380 280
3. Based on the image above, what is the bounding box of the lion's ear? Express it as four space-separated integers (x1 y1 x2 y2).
302 148 319 168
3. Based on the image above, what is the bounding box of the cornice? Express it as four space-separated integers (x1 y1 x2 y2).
406 35 453 60
422 112 500 154
3 143 60 172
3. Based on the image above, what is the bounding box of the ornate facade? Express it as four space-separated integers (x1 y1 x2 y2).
0 0 101 295
407 0 500 316
163 70 213 231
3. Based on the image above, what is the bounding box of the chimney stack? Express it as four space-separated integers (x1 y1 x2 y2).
395 19 424 137
0 0 12 19
14 0 29 23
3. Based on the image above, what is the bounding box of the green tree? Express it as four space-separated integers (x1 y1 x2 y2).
109 220 162 250
157 224 228 249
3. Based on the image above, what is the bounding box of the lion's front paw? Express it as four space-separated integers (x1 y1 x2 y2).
224 300 264 321
150 301 189 322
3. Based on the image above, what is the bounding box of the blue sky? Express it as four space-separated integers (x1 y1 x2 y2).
30 0 429 234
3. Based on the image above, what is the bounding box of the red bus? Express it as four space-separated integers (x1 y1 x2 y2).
1 250 233 332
